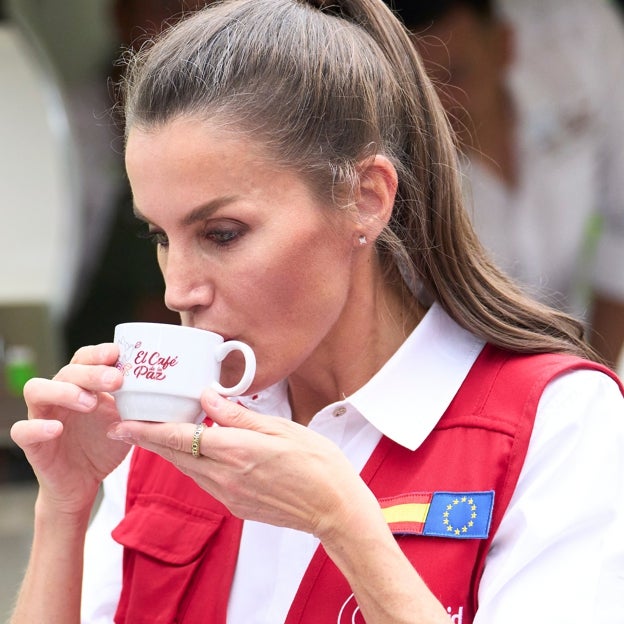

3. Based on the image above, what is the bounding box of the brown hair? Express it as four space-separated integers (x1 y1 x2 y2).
121 0 598 361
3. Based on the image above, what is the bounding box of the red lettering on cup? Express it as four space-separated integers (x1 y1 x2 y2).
132 349 179 380
134 365 167 380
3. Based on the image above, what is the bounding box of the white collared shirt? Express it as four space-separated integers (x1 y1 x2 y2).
82 304 624 623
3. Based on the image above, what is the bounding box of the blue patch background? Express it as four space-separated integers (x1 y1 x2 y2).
423 491 494 539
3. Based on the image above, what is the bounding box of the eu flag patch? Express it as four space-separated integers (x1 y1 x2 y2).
380 491 494 539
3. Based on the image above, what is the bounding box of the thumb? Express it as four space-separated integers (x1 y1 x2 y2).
200 388 270 432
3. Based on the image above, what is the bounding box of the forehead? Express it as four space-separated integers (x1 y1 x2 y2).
126 118 261 203
125 114 343 217
124 116 329 221
126 117 265 173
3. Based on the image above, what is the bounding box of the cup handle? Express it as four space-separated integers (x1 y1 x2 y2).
212 340 256 396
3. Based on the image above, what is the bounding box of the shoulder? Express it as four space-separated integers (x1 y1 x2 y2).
457 347 622 430
539 366 624 415
469 346 618 398
527 366 624 469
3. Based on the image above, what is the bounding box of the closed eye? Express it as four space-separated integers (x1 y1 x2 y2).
137 227 169 248
135 218 247 250
205 227 241 245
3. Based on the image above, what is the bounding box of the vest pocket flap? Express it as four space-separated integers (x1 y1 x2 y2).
112 494 225 565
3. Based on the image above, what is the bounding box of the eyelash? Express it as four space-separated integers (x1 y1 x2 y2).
137 224 243 249
137 228 168 247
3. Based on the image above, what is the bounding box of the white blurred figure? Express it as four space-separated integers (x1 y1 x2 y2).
392 0 624 372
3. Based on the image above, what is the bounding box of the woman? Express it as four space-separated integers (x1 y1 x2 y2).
9 1 624 622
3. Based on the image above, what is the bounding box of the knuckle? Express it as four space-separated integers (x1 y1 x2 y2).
230 448 255 476
164 428 185 452
69 345 92 364
22 377 41 398
224 402 252 427
69 342 116 366
53 362 72 381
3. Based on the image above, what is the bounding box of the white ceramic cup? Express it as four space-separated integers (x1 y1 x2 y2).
113 322 256 423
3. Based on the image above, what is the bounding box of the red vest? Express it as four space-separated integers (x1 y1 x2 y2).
111 346 621 623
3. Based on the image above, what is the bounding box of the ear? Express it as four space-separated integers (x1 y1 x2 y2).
353 155 398 246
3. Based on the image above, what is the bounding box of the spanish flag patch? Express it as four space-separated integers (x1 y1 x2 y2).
380 491 494 539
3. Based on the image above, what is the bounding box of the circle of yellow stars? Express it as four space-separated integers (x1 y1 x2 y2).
443 496 478 535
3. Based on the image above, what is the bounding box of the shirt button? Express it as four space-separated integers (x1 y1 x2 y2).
333 406 347 417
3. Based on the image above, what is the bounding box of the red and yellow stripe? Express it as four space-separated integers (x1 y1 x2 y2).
380 493 433 535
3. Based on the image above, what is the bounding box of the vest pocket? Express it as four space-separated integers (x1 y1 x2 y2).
112 494 226 623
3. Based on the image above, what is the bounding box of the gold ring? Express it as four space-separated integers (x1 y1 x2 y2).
191 423 206 458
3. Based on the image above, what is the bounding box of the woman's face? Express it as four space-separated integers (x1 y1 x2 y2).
125 117 360 392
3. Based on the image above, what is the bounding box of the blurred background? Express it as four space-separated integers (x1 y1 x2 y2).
0 1 198 617
1 0 624 619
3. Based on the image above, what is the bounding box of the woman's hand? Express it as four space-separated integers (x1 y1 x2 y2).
107 388 374 538
106 389 451 624
10 343 130 516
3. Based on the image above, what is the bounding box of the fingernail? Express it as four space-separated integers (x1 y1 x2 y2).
107 425 134 442
78 391 97 407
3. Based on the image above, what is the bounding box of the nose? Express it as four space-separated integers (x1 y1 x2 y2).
161 245 214 313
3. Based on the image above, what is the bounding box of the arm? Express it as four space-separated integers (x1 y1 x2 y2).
319 490 450 623
10 497 92 624
8 344 127 624
108 389 450 623
475 370 624 623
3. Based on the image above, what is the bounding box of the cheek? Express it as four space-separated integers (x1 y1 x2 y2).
260 236 351 321
241 215 352 311
240 267 340 341
226 236 352 378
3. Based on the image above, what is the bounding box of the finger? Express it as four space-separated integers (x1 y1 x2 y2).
69 342 119 366
107 421 196 455
201 389 276 432
10 418 63 449
107 418 252 466
52 361 123 392
24 377 101 413
107 421 215 476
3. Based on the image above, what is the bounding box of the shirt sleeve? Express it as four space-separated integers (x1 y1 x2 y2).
474 369 624 623
80 451 131 624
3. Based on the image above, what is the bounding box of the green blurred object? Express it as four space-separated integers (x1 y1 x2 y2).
4 346 37 396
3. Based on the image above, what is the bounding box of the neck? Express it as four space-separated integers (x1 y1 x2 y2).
287 272 424 426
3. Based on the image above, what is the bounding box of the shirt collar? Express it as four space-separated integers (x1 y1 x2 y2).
348 303 484 451
240 303 484 452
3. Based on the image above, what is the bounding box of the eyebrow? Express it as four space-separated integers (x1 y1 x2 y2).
132 195 240 226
